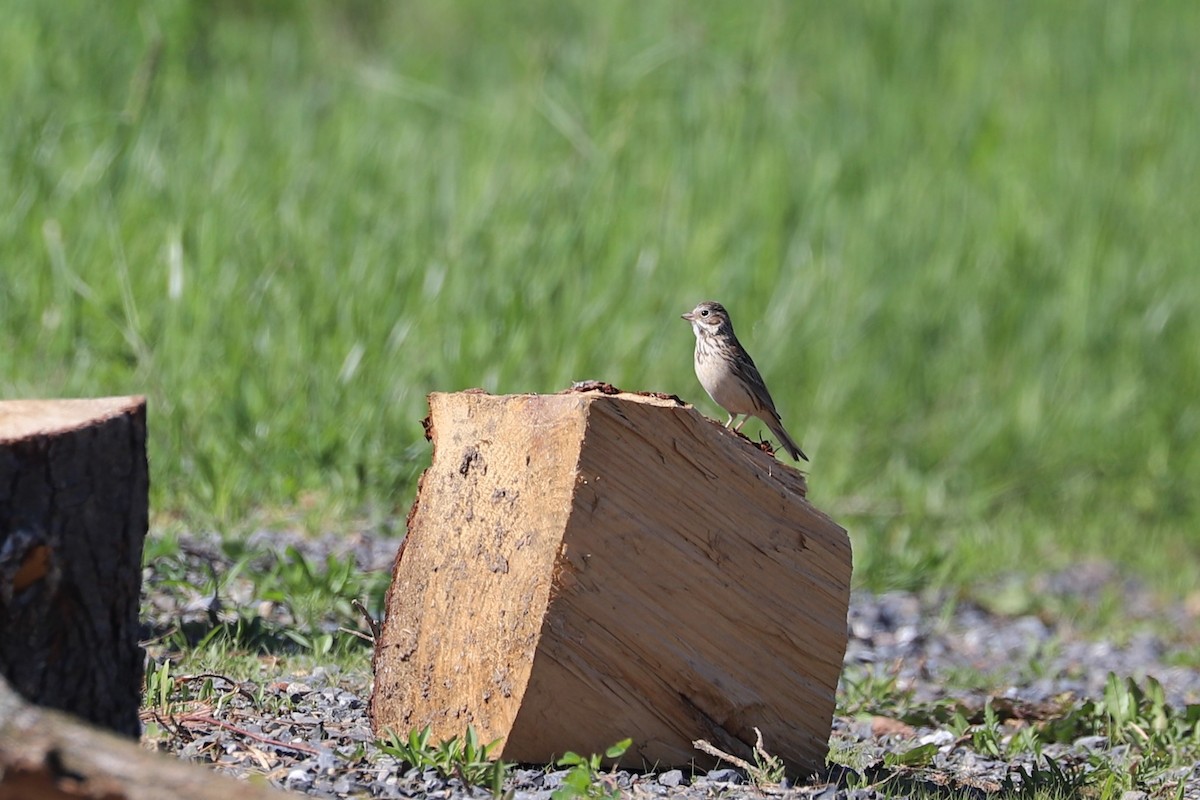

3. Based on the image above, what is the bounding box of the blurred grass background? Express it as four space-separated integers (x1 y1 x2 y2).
2 0 1198 598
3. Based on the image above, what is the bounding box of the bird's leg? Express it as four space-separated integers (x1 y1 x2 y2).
724 413 738 429
733 416 748 432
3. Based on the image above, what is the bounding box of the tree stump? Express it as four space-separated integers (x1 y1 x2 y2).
371 389 851 777
0 396 149 737
0 673 293 800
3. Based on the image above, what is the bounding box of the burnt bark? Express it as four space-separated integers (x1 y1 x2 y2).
0 397 149 737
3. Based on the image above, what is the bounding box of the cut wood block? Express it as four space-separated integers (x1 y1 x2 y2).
371 389 851 776
0 396 149 737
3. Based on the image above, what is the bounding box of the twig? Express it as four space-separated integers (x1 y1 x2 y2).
146 711 188 743
694 728 785 787
175 671 260 704
138 625 181 648
338 625 376 644
352 598 381 643
176 711 321 756
692 738 754 772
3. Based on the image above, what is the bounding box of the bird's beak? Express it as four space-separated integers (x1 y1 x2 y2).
681 311 695 322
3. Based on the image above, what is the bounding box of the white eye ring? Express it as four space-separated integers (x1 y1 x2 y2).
700 309 709 317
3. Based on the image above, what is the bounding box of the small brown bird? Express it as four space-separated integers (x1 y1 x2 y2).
682 300 808 461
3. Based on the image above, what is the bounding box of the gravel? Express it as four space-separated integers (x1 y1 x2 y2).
141 532 1200 798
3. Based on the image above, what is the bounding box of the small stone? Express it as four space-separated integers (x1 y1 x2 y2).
542 769 569 789
1120 792 1148 800
704 768 744 784
657 769 685 787
812 784 840 800
346 726 375 742
895 624 920 646
289 713 321 725
285 767 311 787
510 768 545 788
918 729 955 746
1073 735 1109 751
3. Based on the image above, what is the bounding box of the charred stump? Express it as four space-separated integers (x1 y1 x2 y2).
0 397 149 737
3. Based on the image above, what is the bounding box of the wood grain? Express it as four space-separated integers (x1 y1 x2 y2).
371 390 851 777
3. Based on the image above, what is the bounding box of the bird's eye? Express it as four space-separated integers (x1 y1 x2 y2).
700 309 709 317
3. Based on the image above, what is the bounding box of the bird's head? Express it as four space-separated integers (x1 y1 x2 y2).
681 300 732 337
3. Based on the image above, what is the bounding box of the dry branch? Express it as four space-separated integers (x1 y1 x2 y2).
0 674 293 800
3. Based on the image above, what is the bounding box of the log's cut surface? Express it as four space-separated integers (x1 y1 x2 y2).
371 389 851 776
0 396 149 737
0 674 292 800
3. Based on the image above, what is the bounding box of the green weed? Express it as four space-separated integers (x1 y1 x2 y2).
377 725 510 797
552 738 632 800
834 674 1199 798
140 536 389 688
143 657 180 716
999 757 1088 799
839 666 915 718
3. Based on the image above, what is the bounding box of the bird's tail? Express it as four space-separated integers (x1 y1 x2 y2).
766 416 809 462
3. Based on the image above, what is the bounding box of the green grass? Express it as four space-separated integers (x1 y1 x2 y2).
141 532 389 670
3 0 1199 597
833 672 1200 798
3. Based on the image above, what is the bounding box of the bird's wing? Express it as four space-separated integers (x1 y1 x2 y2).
729 343 783 421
